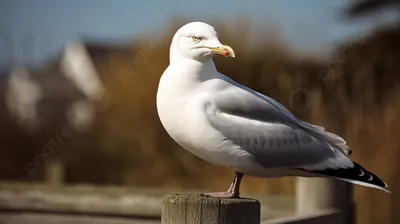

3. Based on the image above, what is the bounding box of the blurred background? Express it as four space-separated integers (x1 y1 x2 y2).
1 0 400 223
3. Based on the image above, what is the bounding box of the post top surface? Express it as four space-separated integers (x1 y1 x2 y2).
162 193 260 205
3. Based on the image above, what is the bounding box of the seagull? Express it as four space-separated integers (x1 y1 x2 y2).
156 21 390 198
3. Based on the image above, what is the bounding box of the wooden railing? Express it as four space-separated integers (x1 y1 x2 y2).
0 178 353 224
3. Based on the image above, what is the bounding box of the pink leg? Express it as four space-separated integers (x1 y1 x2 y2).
201 172 243 198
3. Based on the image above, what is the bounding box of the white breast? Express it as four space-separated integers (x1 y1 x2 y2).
157 71 256 171
156 73 219 163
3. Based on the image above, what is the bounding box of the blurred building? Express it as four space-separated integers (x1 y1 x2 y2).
2 40 132 134
0 40 134 181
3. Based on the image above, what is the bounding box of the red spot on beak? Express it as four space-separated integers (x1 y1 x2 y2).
223 52 229 57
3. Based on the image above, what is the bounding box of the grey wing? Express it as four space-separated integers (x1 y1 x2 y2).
252 90 351 154
216 75 352 156
206 84 353 170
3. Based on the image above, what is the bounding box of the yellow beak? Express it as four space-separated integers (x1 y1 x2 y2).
209 44 235 58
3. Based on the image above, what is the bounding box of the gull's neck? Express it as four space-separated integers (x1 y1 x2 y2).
170 57 217 82
158 57 218 105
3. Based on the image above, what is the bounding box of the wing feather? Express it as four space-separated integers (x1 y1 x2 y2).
208 111 342 168
206 77 353 170
216 75 352 156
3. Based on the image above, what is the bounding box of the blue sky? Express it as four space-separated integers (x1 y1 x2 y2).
0 0 395 67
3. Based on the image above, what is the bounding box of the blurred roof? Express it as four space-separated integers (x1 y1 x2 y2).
84 40 133 61
0 39 130 133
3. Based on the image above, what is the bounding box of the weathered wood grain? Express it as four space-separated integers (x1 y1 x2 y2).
161 194 261 224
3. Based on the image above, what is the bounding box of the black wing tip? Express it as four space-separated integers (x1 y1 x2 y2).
352 162 388 188
300 162 389 192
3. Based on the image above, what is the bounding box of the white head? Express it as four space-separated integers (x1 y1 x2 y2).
169 22 235 63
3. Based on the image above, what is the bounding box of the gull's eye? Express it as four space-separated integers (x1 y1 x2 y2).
191 36 200 42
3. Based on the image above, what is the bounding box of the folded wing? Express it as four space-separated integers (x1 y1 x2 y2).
206 77 354 170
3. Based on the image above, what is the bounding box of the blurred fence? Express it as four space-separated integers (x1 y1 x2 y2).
0 179 353 224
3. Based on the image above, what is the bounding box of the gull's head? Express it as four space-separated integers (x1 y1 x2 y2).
169 22 235 62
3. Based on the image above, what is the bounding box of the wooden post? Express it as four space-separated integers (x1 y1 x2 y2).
45 158 64 186
296 177 354 223
161 194 260 224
